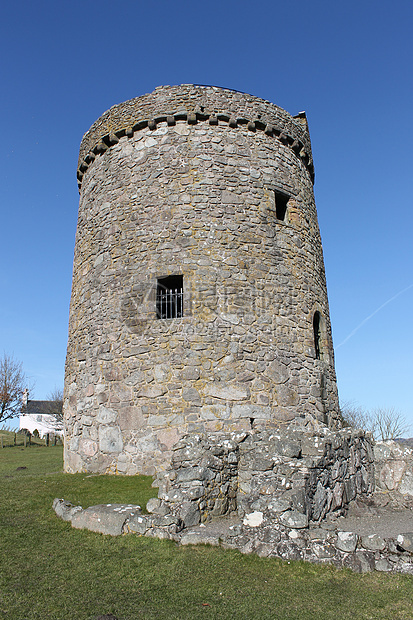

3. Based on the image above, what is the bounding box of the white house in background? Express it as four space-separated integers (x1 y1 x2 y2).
19 389 63 438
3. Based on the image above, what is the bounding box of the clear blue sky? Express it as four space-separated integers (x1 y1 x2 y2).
1 0 412 427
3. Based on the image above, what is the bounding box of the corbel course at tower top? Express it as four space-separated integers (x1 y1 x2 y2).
76 85 315 191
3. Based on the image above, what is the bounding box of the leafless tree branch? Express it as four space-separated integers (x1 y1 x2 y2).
44 386 63 424
340 401 373 432
340 400 410 440
0 353 31 422
371 407 410 441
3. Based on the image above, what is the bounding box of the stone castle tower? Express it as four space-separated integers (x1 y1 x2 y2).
64 85 340 475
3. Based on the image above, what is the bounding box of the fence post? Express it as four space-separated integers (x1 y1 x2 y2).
14 433 16 446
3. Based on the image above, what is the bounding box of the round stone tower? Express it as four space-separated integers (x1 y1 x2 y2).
64 85 340 475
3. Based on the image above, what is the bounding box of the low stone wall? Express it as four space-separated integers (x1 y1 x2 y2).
374 440 413 495
154 427 374 526
53 497 413 574
53 430 413 574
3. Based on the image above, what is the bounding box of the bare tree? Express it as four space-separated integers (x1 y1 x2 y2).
0 353 29 422
340 401 372 432
340 400 410 441
44 386 63 426
371 407 410 441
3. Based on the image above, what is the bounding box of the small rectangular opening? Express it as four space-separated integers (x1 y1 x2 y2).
156 275 183 319
274 190 289 221
313 311 321 360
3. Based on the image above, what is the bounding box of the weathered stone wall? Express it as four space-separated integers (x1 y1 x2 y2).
374 441 413 495
155 427 374 526
64 85 340 475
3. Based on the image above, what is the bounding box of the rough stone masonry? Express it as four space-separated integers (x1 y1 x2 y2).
64 84 341 476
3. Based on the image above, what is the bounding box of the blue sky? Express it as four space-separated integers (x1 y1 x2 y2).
1 0 412 427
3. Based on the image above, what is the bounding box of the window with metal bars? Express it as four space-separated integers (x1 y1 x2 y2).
156 275 183 319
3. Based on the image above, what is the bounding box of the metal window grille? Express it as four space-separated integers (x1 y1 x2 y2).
156 276 183 319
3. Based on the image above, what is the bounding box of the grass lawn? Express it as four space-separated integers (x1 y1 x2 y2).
0 429 60 449
0 447 412 619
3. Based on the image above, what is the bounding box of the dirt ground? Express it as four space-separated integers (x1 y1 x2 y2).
332 492 413 538
184 493 413 543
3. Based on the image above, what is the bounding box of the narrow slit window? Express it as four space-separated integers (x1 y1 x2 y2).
313 311 321 360
274 190 289 221
156 275 183 319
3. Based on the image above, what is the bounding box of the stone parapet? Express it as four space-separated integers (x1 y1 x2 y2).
77 85 314 189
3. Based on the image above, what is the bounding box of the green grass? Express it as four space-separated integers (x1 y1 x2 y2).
0 428 62 448
1 447 413 619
